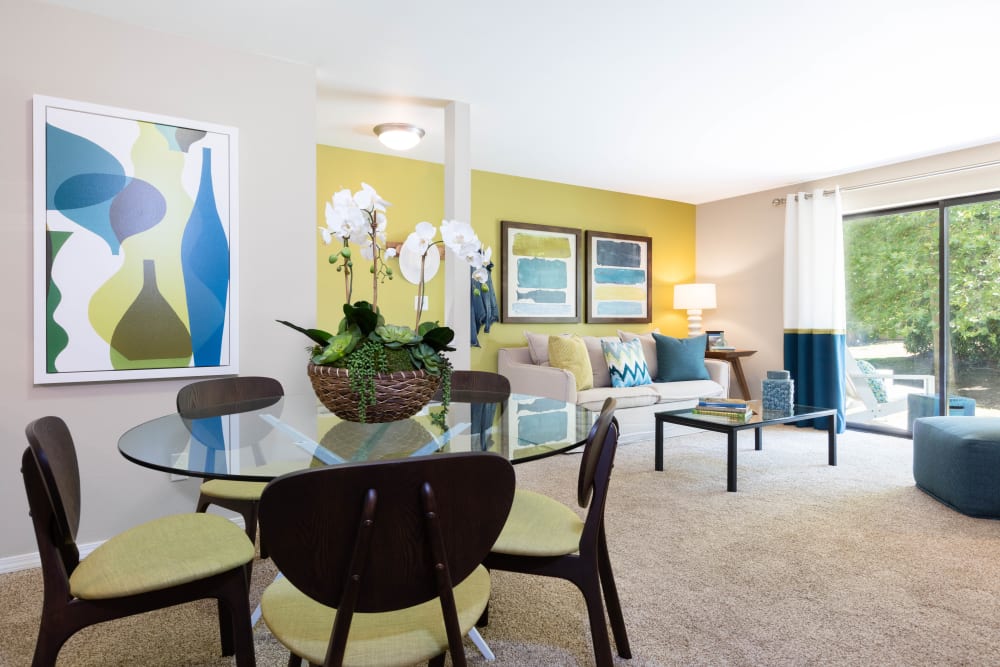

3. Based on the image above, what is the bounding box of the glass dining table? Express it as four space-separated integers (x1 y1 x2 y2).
118 390 597 481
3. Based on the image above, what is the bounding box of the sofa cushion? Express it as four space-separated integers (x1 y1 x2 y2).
653 333 710 381
601 338 652 388
581 335 618 388
651 379 725 403
618 329 660 380
576 385 660 412
524 331 556 365
548 335 593 391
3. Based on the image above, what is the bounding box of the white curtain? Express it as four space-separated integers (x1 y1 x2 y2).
783 187 846 431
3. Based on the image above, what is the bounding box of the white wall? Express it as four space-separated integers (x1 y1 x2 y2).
696 142 1000 399
0 0 317 561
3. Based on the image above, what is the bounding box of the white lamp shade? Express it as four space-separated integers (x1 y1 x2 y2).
673 283 717 310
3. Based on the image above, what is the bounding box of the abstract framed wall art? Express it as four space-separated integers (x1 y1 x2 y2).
585 230 651 323
500 220 581 323
33 95 239 384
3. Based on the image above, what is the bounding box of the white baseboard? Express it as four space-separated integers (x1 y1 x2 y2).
1 515 247 574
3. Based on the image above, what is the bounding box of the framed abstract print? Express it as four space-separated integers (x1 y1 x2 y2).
585 230 651 324
500 220 581 323
33 95 239 383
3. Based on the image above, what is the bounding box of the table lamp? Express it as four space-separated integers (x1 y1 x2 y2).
673 283 716 337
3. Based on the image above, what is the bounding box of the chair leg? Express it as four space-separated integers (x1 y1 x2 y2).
31 618 73 667
217 597 235 656
219 568 256 667
428 653 446 667
580 574 615 667
598 529 631 658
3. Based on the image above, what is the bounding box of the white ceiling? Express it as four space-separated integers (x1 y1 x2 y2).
43 0 1000 204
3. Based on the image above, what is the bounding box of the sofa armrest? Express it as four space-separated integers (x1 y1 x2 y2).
497 347 578 403
705 358 731 396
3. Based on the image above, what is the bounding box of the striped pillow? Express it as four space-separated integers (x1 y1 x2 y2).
601 338 652 388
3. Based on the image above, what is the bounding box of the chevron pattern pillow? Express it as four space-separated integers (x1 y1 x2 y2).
601 338 652 388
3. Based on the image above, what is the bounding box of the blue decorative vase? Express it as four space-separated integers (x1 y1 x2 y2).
762 370 794 412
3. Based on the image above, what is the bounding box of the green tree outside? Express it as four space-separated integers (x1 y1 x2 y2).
845 201 1000 365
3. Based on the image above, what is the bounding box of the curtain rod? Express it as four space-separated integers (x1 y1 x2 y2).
770 157 1000 206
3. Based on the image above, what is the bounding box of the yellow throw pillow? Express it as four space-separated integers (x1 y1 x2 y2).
548 335 594 391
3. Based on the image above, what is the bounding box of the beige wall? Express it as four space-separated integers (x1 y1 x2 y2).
0 0 317 562
696 141 1000 399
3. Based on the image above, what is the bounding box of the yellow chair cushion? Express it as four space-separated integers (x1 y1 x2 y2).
200 479 267 501
69 513 254 600
200 461 307 500
548 334 594 391
491 489 584 557
262 565 490 667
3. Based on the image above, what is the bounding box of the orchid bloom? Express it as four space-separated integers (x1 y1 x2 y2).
440 219 478 251
320 184 490 324
403 221 437 255
472 266 489 285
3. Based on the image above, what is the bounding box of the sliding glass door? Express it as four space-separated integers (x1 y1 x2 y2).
844 193 1000 434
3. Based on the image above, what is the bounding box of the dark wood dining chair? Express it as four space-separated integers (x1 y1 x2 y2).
433 369 511 403
177 376 283 560
439 371 512 453
484 397 631 667
258 451 515 667
21 416 256 667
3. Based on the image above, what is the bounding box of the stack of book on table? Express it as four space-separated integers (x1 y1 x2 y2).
692 397 753 421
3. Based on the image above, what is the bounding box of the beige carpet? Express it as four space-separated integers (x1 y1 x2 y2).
4 426 1000 666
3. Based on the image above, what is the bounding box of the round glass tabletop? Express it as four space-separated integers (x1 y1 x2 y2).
119 391 596 480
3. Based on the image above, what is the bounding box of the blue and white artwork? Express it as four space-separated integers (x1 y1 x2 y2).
585 231 651 323
501 221 581 323
33 95 239 384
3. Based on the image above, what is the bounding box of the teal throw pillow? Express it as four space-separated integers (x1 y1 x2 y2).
652 333 710 382
601 338 652 388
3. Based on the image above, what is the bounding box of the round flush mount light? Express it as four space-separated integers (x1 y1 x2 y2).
373 123 425 151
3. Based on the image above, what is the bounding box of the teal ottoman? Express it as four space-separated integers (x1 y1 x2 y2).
912 417 1000 518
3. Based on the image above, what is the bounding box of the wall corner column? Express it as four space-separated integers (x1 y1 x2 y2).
444 101 472 369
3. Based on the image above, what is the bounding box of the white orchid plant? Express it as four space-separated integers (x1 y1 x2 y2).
278 182 492 422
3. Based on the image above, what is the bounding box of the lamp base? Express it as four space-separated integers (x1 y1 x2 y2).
686 309 703 337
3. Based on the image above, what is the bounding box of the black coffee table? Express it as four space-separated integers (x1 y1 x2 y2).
654 402 838 492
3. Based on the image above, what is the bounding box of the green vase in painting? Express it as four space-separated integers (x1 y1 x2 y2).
110 259 192 369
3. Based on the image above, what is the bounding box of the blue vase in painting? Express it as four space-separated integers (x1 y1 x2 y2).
181 147 230 367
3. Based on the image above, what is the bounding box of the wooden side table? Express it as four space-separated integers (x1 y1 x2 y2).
705 349 757 399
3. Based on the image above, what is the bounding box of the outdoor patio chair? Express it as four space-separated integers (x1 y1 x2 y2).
845 350 935 423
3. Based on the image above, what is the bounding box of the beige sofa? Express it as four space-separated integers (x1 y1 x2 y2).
498 332 731 443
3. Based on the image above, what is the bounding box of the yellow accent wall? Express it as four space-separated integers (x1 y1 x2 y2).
316 146 696 371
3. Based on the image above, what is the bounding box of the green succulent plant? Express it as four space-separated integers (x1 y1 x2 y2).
278 300 454 422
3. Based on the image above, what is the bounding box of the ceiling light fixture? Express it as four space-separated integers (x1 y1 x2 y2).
373 123 425 151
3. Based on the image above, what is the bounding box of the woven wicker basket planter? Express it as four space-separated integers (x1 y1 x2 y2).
307 362 440 423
